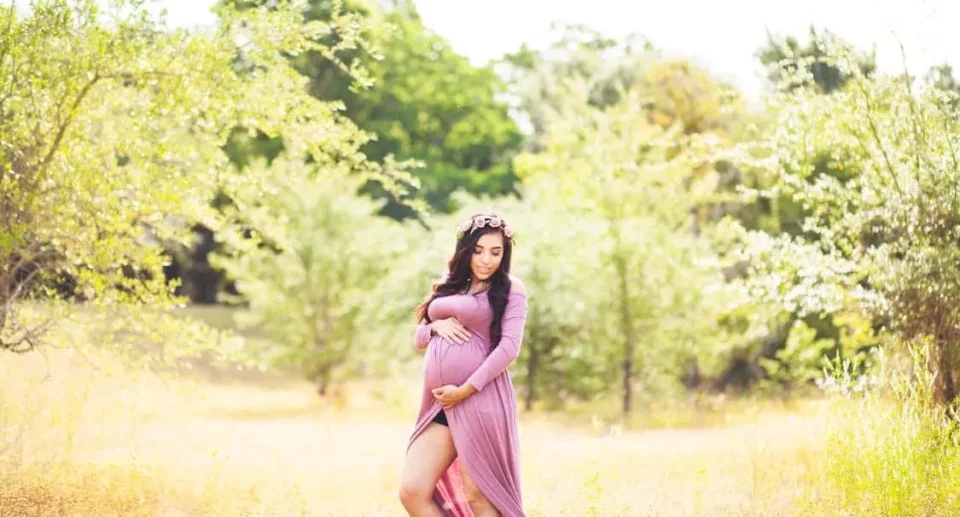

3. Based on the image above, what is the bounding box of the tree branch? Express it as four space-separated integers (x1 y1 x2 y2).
37 72 102 176
852 80 903 194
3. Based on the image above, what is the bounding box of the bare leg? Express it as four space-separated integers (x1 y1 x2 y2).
461 462 500 517
399 422 457 516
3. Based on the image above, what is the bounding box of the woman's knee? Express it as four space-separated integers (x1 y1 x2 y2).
398 480 432 508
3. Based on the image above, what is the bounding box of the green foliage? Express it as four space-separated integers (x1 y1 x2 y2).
212 160 412 392
759 320 834 387
0 0 399 362
500 25 745 149
498 24 653 148
237 0 524 219
735 37 960 404
514 82 748 413
735 31 877 239
639 59 746 138
10 0 929 414
925 63 960 112
508 199 611 407
757 27 876 94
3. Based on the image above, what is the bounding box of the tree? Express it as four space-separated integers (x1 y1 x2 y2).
212 159 411 394
498 24 654 151
162 0 519 306
227 0 524 219
694 29 882 387
757 27 876 94
925 63 960 112
515 83 739 419
0 0 390 360
507 201 608 410
735 40 960 406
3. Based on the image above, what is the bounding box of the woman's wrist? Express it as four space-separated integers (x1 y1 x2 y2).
458 383 477 398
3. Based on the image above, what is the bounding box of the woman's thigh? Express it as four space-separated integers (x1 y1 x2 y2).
400 422 458 494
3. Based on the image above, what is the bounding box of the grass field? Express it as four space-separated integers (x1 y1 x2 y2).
0 339 833 517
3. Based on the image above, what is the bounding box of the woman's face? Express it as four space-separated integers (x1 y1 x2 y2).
470 231 504 282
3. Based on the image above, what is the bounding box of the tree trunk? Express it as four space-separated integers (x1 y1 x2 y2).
1 250 49 353
316 366 331 397
681 358 701 390
312 286 333 398
622 346 634 416
616 257 636 418
928 297 958 407
933 341 957 406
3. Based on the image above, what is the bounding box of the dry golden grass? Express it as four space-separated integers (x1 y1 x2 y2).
0 344 833 517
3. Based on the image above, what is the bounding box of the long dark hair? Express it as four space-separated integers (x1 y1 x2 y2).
416 214 514 349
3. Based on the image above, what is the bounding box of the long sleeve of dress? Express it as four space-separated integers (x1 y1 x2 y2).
414 321 433 350
466 290 528 391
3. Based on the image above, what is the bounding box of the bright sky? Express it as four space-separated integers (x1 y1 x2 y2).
160 0 960 100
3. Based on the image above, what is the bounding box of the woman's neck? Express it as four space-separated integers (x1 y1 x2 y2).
467 278 489 294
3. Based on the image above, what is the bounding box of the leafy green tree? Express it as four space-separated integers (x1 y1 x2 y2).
925 63 960 112
212 159 411 394
166 0 519 307
0 0 390 360
498 24 653 150
515 83 741 418
506 201 610 410
735 41 960 406
758 320 835 389
504 27 833 397
747 30 879 241
500 25 748 147
757 27 876 94
640 59 745 137
501 27 751 234
226 0 523 219
698 30 881 386
926 64 960 92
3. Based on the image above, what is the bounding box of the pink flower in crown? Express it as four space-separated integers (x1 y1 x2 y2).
488 215 502 228
503 225 514 238
458 220 472 234
473 215 487 229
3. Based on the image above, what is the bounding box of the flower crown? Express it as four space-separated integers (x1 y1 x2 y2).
456 213 514 239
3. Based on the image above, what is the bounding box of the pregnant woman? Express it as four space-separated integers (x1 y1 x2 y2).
399 212 529 517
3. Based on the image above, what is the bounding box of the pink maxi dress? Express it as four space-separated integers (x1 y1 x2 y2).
407 285 529 517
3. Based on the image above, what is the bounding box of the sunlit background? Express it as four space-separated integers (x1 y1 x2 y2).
162 0 960 101
4 0 960 515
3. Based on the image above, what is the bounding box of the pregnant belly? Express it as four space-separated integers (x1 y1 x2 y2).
423 334 489 388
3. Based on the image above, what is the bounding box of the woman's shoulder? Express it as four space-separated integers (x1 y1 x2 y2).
508 275 526 296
